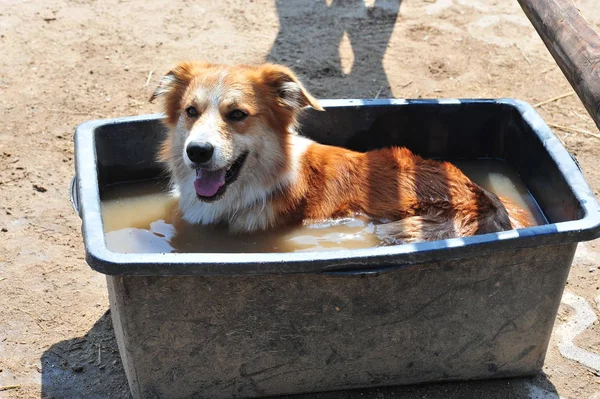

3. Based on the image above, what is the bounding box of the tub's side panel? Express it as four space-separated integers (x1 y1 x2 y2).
110 243 575 399
503 108 585 224
94 120 166 188
106 276 142 399
299 103 509 160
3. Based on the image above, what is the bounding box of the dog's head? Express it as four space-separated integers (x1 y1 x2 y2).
151 61 323 204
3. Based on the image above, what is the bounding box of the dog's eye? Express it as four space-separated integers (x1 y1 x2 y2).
185 106 199 118
227 109 248 122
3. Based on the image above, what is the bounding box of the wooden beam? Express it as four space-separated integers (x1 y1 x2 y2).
517 0 600 131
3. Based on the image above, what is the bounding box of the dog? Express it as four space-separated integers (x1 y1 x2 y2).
150 61 533 243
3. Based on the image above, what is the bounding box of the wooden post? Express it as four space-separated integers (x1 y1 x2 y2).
517 0 600 131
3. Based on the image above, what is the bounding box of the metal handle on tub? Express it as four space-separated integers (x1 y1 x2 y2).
69 175 81 217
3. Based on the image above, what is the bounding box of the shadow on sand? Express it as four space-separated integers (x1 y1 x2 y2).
267 0 402 98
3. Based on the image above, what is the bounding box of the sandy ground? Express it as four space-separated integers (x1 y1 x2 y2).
1 0 600 398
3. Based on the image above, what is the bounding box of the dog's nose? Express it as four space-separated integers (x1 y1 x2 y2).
186 142 214 164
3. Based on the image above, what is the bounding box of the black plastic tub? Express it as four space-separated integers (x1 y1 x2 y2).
72 99 600 399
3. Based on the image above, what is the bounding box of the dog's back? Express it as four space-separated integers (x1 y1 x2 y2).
373 153 534 243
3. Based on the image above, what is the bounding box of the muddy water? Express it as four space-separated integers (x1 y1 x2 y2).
101 159 546 253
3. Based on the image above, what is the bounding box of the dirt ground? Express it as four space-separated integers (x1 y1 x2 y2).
1 0 600 398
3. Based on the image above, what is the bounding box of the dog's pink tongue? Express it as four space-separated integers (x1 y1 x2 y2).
194 169 226 197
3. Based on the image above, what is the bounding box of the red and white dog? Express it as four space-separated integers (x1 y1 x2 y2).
151 61 532 242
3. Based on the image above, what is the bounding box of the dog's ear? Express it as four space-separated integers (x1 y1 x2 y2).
149 71 176 103
149 63 198 126
149 64 193 103
259 64 324 111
